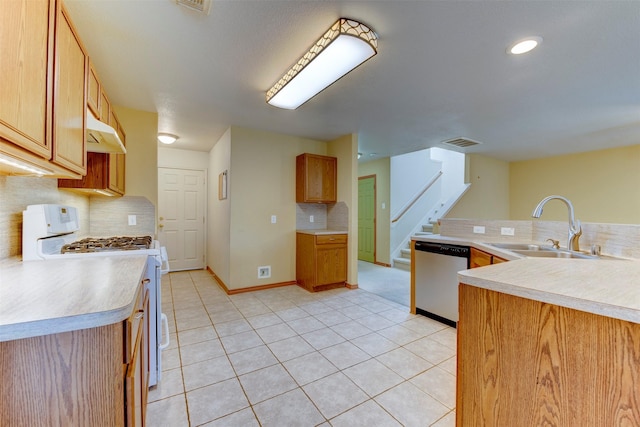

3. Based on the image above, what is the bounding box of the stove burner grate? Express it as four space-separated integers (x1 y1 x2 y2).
61 236 152 254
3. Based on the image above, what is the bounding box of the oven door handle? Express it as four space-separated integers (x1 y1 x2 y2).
160 246 170 275
159 313 171 350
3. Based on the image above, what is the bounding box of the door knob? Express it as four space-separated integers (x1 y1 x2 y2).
159 224 164 228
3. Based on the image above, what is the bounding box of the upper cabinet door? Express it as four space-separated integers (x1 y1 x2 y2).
51 1 87 175
0 0 54 158
296 153 337 203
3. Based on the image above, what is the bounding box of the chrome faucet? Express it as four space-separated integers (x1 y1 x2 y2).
531 195 582 251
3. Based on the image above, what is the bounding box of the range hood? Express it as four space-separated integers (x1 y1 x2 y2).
86 111 126 154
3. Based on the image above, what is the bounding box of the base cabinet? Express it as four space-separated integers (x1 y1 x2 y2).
0 284 149 427
457 284 640 426
296 233 347 291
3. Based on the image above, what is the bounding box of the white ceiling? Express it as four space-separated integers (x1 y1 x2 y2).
65 0 640 162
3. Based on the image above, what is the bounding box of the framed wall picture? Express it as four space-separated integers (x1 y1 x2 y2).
218 170 227 200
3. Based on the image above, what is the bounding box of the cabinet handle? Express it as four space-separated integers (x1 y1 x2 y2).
142 278 151 285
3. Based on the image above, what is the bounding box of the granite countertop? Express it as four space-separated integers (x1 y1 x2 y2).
0 255 148 342
297 229 348 235
411 234 640 324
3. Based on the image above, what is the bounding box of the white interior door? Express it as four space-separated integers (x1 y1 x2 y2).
158 168 205 271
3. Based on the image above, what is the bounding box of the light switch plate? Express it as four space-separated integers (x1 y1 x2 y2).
310 215 314 223
271 215 277 224
128 215 136 226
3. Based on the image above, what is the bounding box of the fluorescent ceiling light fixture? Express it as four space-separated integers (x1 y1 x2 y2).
158 133 179 144
508 37 542 55
266 18 378 110
0 152 53 176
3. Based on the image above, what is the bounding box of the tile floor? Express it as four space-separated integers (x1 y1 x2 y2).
146 267 456 427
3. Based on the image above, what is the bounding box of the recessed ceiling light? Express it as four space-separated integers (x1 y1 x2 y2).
508 36 542 55
158 133 179 144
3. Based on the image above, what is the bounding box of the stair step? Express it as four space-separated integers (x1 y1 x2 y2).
393 257 411 271
400 248 411 259
422 224 434 232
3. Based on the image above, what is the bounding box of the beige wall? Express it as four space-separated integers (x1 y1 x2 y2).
510 145 640 224
158 147 209 170
328 134 358 286
114 106 158 208
446 154 510 220
208 128 231 285
358 157 391 265
220 126 325 290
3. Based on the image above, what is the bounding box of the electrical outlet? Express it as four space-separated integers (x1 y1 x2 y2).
310 215 314 223
128 215 136 226
258 266 271 279
473 225 485 234
381 202 386 209
501 227 515 236
271 215 276 224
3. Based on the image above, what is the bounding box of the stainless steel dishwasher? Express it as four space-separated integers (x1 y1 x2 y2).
414 241 470 327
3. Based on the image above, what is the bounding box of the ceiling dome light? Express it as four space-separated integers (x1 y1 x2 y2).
158 133 179 144
508 37 542 55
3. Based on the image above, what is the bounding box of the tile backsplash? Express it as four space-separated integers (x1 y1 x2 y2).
296 202 349 231
90 196 155 237
0 176 88 259
1 176 156 260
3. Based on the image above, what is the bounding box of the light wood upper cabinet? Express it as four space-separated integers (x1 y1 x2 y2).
0 0 87 178
87 61 100 117
51 1 87 175
296 153 337 203
0 0 54 158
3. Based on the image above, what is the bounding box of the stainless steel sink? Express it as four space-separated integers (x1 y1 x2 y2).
486 242 601 259
511 249 598 259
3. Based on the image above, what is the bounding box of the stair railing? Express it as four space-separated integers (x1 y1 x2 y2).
391 171 443 224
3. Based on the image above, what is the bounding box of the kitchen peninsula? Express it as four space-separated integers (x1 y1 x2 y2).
456 258 640 425
409 219 640 425
0 255 149 426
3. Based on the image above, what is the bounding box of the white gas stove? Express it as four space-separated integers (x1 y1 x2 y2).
22 204 169 387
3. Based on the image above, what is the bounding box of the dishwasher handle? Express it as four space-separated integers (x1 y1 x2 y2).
414 241 470 258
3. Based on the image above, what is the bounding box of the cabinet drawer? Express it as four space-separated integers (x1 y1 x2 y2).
316 234 347 245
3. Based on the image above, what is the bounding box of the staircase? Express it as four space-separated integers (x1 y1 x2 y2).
393 221 436 270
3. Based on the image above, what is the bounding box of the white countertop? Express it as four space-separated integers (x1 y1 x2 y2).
0 255 148 342
411 234 640 324
297 229 348 235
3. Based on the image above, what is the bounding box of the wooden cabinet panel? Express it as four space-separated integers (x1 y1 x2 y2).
100 90 111 123
470 247 492 268
125 289 149 427
87 61 100 117
296 232 347 292
296 153 337 203
0 0 53 158
471 247 508 267
58 151 125 196
457 284 640 426
51 1 87 175
0 323 125 426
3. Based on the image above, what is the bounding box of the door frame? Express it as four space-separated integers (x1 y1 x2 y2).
157 167 208 271
358 174 377 263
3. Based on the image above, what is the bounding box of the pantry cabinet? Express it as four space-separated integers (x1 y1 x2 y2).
0 0 87 178
296 232 348 292
296 153 337 203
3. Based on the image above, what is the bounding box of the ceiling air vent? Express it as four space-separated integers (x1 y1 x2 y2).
441 137 483 149
175 0 212 15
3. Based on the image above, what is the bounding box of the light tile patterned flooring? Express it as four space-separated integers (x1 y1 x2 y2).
146 268 456 426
